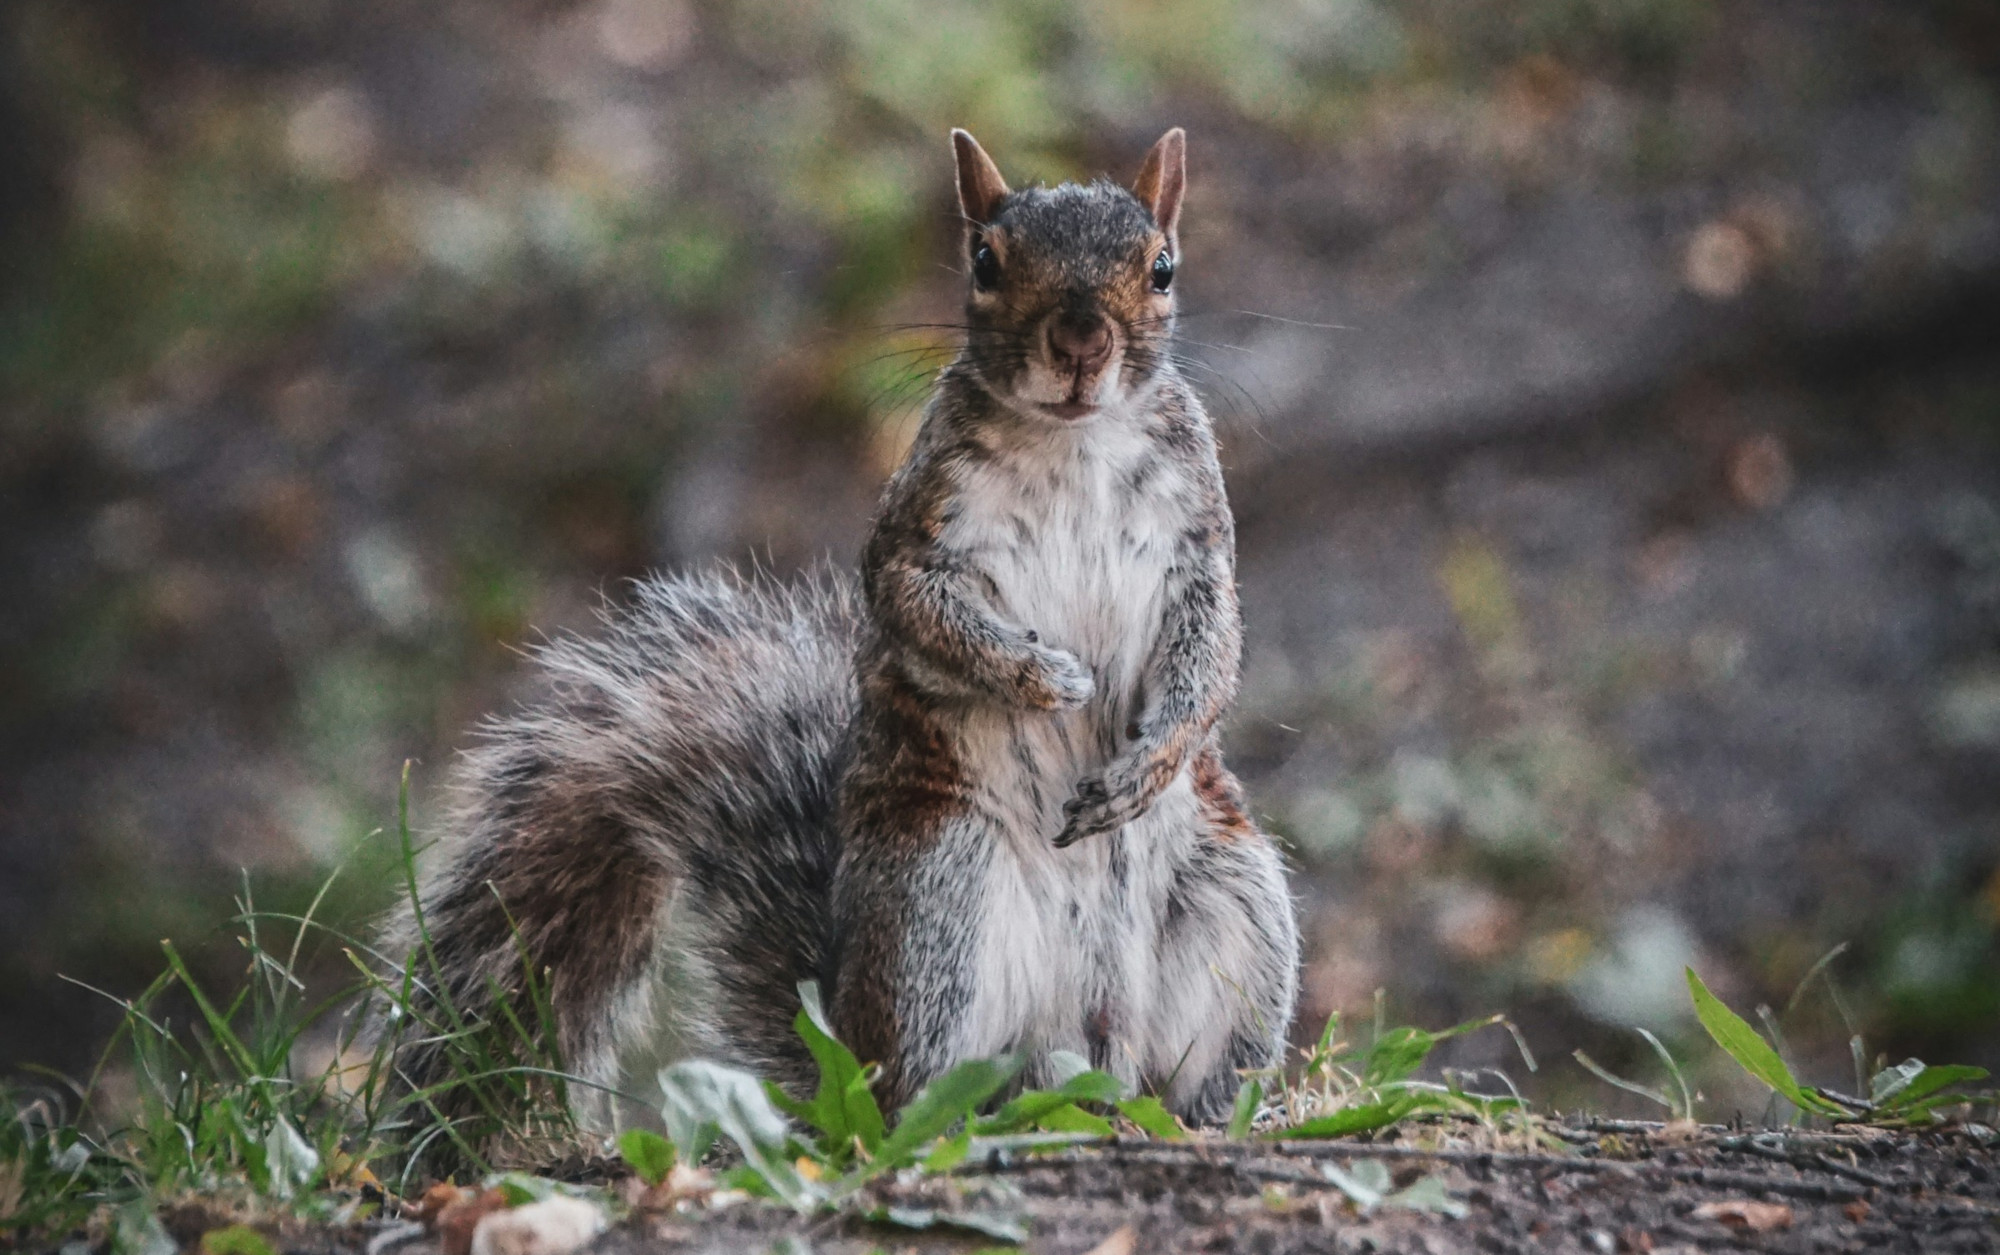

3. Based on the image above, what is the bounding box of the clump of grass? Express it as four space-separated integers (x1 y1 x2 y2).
1684 960 1991 1126
0 766 586 1249
1250 993 1538 1143
1570 947 1994 1128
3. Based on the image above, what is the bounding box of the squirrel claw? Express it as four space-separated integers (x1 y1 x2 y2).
1054 779 1122 847
1053 810 1119 847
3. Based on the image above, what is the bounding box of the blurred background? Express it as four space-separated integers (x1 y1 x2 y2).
2 0 1997 1114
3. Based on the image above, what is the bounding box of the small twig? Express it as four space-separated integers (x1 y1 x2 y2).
1563 1116 1698 1136
1714 1135 1899 1190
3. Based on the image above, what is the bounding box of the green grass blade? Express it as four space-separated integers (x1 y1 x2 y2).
157 942 261 1086
1227 1079 1261 1139
1781 942 1851 1018
1633 1029 1694 1121
1573 1049 1675 1114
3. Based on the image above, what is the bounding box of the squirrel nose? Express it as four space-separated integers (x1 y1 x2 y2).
1048 315 1113 375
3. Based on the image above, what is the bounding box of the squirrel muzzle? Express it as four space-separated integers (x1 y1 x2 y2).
1044 309 1116 418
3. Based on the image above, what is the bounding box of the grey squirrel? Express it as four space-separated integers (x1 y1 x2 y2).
387 129 1299 1129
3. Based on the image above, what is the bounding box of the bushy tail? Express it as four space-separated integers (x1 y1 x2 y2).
381 568 860 1121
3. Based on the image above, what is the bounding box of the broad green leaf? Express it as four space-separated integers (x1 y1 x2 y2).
764 1079 816 1124
717 1164 777 1198
1383 1174 1469 1218
1115 1095 1183 1140
1044 1050 1099 1088
659 1059 820 1211
616 1128 676 1186
1362 1026 1436 1086
1361 1015 1505 1087
921 1129 972 1171
974 1069 1124 1135
1049 1068 1126 1105
1876 1064 1989 1113
875 1055 1022 1167
1227 1079 1262 1139
795 980 886 1156
1870 1059 1927 1105
1322 1159 1388 1209
1270 1095 1420 1140
1033 1104 1114 1136
1686 968 1844 1117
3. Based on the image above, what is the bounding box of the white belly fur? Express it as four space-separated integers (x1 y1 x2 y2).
938 424 1202 1084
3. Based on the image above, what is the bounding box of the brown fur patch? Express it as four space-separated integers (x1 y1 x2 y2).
1190 744 1253 841
842 666 969 845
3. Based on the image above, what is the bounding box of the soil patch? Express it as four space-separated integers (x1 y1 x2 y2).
309 1120 2000 1254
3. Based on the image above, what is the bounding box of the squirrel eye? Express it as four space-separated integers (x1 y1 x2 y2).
1151 248 1175 293
971 239 1001 290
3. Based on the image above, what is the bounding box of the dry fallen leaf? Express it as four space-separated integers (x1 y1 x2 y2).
1691 1199 1793 1232
1084 1225 1137 1255
1843 1200 1872 1223
412 1181 469 1226
623 1162 715 1210
437 1188 512 1255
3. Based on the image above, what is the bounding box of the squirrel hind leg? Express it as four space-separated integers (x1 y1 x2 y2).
1144 759 1300 1125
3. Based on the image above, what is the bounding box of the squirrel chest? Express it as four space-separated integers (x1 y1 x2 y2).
932 425 1205 1071
949 425 1187 757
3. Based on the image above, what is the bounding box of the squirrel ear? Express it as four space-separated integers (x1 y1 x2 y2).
952 129 1011 227
1131 127 1187 246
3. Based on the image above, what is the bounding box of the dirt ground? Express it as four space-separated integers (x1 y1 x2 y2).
270 1120 2000 1255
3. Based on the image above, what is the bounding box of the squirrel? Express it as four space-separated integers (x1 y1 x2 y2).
386 128 1299 1129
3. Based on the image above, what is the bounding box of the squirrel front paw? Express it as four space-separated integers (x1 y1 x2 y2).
1019 643 1095 712
1053 756 1171 848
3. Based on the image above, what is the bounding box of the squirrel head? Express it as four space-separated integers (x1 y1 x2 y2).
950 128 1187 424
